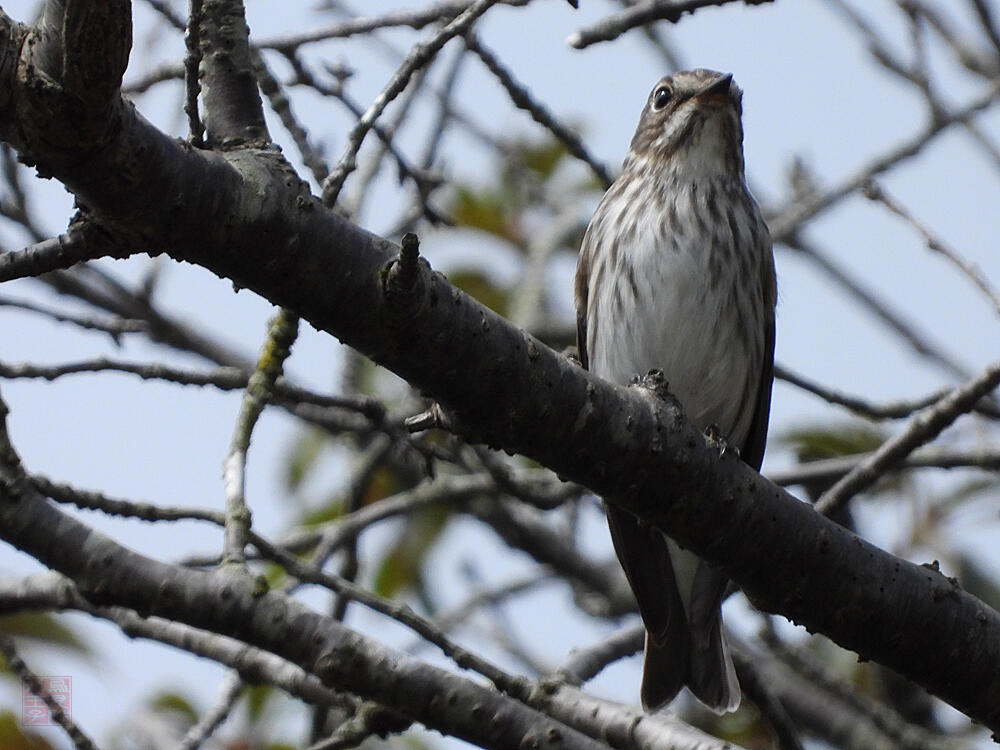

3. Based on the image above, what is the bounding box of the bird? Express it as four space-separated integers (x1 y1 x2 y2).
573 69 776 713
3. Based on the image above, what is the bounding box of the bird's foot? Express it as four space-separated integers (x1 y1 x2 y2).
704 423 739 460
632 368 673 401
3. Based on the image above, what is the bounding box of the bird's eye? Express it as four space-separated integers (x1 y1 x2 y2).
652 86 672 110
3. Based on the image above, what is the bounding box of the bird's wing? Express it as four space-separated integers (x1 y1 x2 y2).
738 250 776 472
573 240 591 370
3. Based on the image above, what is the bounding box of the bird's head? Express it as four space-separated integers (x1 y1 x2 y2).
628 69 746 178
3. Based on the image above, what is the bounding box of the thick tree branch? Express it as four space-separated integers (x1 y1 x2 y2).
197 0 269 146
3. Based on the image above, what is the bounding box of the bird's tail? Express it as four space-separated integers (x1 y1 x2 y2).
641 610 740 713
605 503 740 713
686 613 740 713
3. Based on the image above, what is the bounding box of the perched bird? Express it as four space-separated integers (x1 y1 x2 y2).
574 69 776 712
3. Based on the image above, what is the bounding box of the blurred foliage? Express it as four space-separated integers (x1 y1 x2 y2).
778 422 886 462
447 269 510 316
0 712 55 750
956 552 1000 613
777 421 892 506
244 683 276 724
451 187 515 245
373 504 452 609
0 612 90 654
695 699 775 749
284 427 329 494
448 135 592 252
148 690 199 725
0 614 91 682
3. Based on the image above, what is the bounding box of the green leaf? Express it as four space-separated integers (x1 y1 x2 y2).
372 505 453 602
284 427 328 492
516 138 569 180
148 691 199 724
778 423 887 462
296 496 345 528
244 683 274 723
0 712 56 750
956 552 1000 613
446 269 510 316
450 187 519 244
0 614 90 655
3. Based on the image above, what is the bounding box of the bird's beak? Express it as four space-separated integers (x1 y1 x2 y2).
694 73 733 102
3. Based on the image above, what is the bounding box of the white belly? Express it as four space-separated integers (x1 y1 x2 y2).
586 194 762 448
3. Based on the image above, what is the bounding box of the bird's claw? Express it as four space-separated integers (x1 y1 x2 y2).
704 423 739 459
632 368 670 399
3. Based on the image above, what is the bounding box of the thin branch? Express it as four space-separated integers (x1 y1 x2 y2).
567 0 774 48
0 295 148 339
257 0 528 51
816 357 1000 513
222 310 299 566
775 363 1000 420
758 626 964 750
0 632 98 750
0 356 382 416
781 235 975 381
554 623 642 686
428 574 550 634
769 81 1000 242
464 34 613 188
249 534 535 701
284 52 447 223
731 643 805 750
321 0 502 205
33 474 224 524
341 65 432 222
254 51 329 185
122 62 184 94
299 472 501 557
175 672 242 750
0 232 110 282
183 0 205 146
969 0 1000 59
863 179 1000 317
768 446 1000 488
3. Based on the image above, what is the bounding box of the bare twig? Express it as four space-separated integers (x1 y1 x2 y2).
321 0 502 205
183 0 206 146
554 623 642 686
465 34 613 188
0 357 381 416
0 632 98 750
0 232 109 282
775 363 1000 420
0 295 147 338
222 310 299 566
782 235 974 381
175 672 243 750
769 81 1000 242
567 0 774 49
816 357 1000 513
863 180 1000 317
257 0 528 51
768 446 1000 488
